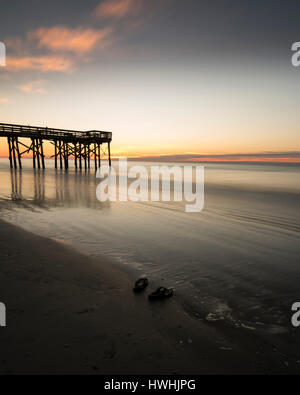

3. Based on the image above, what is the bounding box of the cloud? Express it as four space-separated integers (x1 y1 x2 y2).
130 152 300 163
4 26 113 73
28 26 112 54
93 0 142 20
6 56 74 72
0 98 9 104
4 1 169 74
19 80 47 94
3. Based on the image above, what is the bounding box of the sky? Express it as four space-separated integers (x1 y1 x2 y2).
0 0 300 161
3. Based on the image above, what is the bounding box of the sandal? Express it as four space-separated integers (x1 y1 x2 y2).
148 287 174 301
133 278 149 293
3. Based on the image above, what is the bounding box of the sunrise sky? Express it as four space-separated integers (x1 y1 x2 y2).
0 0 300 161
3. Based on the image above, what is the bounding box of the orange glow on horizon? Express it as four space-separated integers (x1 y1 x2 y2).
0 139 299 163
0 150 299 163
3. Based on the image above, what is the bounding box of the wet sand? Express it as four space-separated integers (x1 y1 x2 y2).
0 219 297 375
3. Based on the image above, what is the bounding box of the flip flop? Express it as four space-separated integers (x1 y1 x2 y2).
148 287 174 301
133 278 149 293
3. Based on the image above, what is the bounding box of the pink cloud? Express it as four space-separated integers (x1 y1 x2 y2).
93 0 143 19
7 56 74 72
3 1 169 74
28 26 112 54
19 80 47 94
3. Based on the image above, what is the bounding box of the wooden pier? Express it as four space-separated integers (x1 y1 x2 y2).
0 123 112 170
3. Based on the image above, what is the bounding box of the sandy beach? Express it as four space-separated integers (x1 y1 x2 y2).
0 218 214 375
0 217 298 375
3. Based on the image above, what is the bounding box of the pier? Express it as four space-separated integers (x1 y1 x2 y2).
0 123 112 170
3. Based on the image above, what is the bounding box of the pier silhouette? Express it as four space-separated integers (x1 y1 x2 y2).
0 123 112 170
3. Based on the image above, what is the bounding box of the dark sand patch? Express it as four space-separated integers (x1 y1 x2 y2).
0 220 294 375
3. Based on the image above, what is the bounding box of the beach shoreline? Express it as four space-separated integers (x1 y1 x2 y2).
0 219 297 375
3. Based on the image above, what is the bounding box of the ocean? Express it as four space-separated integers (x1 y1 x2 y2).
0 158 300 362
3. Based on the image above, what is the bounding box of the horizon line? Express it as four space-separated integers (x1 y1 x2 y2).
0 155 299 164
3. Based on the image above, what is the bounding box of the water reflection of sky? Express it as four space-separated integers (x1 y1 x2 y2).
0 158 300 356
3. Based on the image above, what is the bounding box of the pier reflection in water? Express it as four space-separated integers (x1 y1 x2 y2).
1 167 110 211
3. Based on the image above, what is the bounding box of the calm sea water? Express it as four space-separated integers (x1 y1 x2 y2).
1 158 300 353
